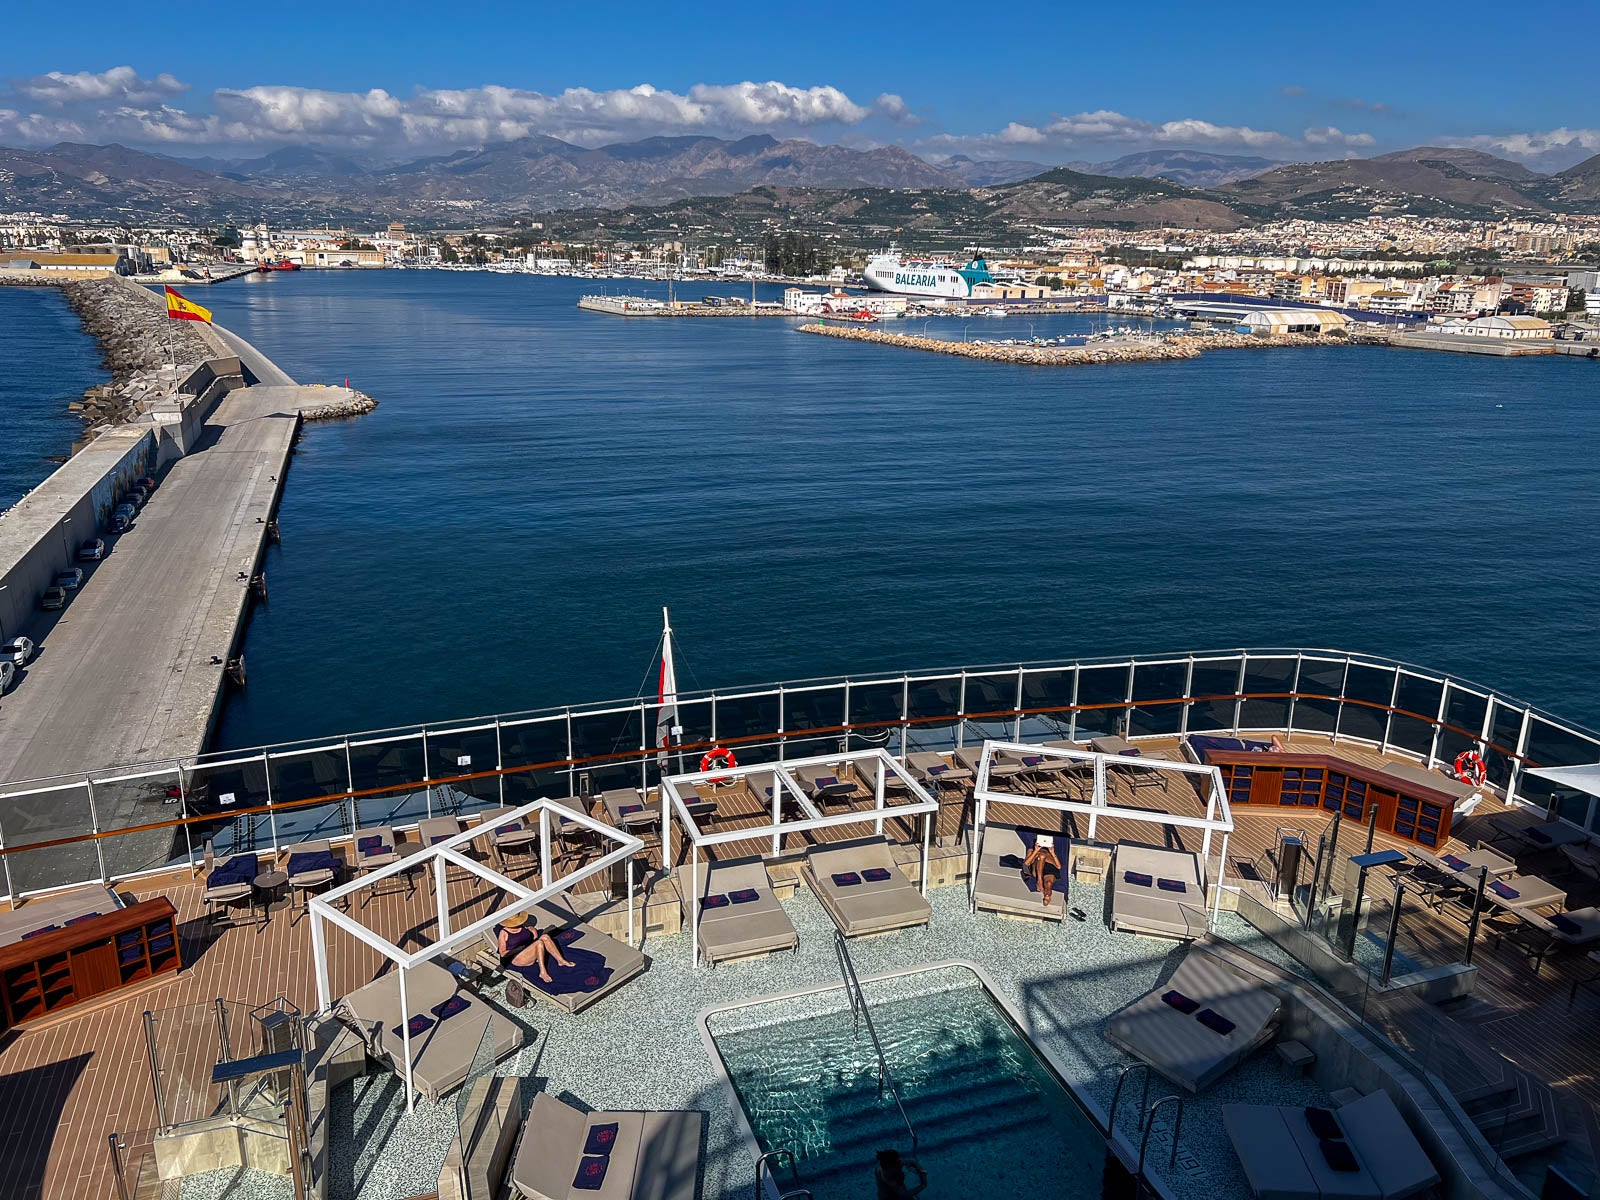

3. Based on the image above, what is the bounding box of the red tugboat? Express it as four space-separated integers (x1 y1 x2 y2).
256 258 302 272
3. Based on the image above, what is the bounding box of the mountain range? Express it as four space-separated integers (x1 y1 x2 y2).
1 136 1597 230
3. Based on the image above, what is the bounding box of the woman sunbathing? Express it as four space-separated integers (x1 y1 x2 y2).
1024 834 1062 906
495 911 574 984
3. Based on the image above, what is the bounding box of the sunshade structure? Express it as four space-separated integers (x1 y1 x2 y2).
659 749 939 966
1526 763 1600 799
969 741 1234 918
308 797 643 1109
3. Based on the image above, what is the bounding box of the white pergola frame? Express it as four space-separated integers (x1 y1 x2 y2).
970 741 1235 920
659 749 940 967
307 796 643 1109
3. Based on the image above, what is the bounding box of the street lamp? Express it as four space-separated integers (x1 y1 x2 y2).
963 323 971 343
59 516 72 566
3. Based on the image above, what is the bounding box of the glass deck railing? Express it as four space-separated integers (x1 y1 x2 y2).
4 647 1599 901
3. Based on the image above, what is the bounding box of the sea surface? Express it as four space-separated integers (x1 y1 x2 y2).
0 287 107 511
10 271 1599 751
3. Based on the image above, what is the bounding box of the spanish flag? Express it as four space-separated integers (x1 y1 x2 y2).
164 285 212 324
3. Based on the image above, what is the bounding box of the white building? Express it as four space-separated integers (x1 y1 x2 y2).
1443 315 1551 340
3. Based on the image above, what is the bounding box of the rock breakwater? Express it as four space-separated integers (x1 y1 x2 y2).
798 323 1341 365
298 386 379 421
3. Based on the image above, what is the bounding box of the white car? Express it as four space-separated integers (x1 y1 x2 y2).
2 636 34 667
0 661 13 693
55 568 85 591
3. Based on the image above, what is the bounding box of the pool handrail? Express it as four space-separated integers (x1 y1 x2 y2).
832 929 917 1155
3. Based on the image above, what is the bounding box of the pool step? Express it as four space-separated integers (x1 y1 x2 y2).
817 1078 1051 1161
796 1105 1057 1192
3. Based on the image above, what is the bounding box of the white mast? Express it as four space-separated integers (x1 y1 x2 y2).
656 607 678 769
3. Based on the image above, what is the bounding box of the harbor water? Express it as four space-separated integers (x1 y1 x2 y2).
8 270 1600 752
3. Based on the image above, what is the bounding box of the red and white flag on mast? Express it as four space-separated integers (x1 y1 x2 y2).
656 607 678 768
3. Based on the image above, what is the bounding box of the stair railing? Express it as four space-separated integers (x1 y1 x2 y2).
1108 1062 1150 1136
1136 1093 1184 1189
754 1149 796 1200
832 930 917 1154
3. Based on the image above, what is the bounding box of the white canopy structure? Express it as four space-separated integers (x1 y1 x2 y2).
308 796 642 1108
660 749 939 966
1526 763 1600 800
969 741 1234 919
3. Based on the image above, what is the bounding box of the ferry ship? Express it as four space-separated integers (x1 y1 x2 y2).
861 247 994 298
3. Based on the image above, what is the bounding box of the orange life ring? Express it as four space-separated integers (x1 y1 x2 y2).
1454 749 1487 787
700 746 737 773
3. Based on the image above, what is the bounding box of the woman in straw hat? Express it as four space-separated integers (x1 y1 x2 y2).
494 910 575 984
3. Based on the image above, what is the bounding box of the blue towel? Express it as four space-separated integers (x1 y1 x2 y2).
702 894 730 910
208 854 258 887
1489 880 1520 900
584 1123 620 1156
431 994 470 1021
730 889 759 904
393 1013 434 1039
816 775 839 789
21 925 58 940
1162 990 1199 1014
1551 913 1583 936
927 763 948 776
1304 1107 1343 1140
1124 871 1153 888
358 836 385 854
619 803 642 815
1442 854 1468 871
832 871 862 887
1528 827 1553 844
512 946 614 997
496 822 523 835
999 853 1026 869
65 912 102 925
1157 878 1186 893
862 867 892 882
287 850 336 877
1196 1008 1236 1036
1320 1140 1359 1172
573 1155 611 1191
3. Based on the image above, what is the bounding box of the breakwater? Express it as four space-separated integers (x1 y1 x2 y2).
298 385 379 421
798 322 1339 365
578 294 791 317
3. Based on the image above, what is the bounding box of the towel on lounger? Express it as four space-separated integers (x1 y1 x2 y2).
1489 881 1520 900
287 850 337 877
1304 1107 1343 1140
584 1123 619 1156
573 1156 611 1190
730 889 759 904
1528 827 1553 844
1157 878 1186 893
21 925 58 940
393 1013 435 1039
1195 1008 1236 1036
862 867 892 882
1162 990 1199 1014
513 946 614 997
1442 854 1469 871
1320 1140 1359 1172
1551 913 1583 935
832 872 862 887
1123 871 1153 887
999 854 1026 869
64 912 102 925
701 894 729 910
358 836 385 855
430 994 470 1021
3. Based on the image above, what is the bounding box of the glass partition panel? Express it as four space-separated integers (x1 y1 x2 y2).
907 675 962 723
575 758 644 797
905 722 959 754
1017 712 1074 744
500 716 569 773
671 698 714 751
1018 667 1074 719
1291 695 1340 734
569 706 642 766
1132 661 1186 704
962 673 1017 721
1338 697 1387 744
1297 657 1346 698
1076 663 1129 709
1434 725 1477 775
1238 695 1291 731
1554 789 1592 828
355 785 434 830
1128 700 1182 737
274 796 350 846
1343 662 1396 708
0 782 99 895
349 734 426 796
1387 713 1435 758
1242 655 1296 697
1524 716 1600 773
1394 674 1444 724
713 692 780 743
1190 659 1235 704
780 733 846 762
782 686 844 734
186 757 273 858
1185 697 1237 734
961 716 1012 747
94 767 189 878
728 737 779 767
429 725 501 802
268 746 350 808
1485 700 1525 788
846 680 904 730
1443 686 1488 743
503 769 578 808
1072 704 1119 739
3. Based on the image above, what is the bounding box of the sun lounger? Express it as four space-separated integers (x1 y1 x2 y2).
477 894 646 1015
1092 736 1167 790
955 745 1019 780
793 764 857 807
1489 905 1600 973
507 1092 702 1200
803 837 931 937
675 855 798 964
905 752 970 791
1489 815 1586 853
337 961 523 1102
973 824 1066 921
203 851 260 921
1560 842 1600 884
0 885 123 949
417 815 464 847
666 782 718 825
1224 1092 1438 1200
1110 843 1207 940
1106 948 1281 1092
601 788 658 834
352 826 399 872
855 754 910 799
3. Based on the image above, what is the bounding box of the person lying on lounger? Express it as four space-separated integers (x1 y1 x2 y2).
495 911 574 984
1024 834 1062 906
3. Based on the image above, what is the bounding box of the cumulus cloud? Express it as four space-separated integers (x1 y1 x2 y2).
13 66 187 106
0 74 893 151
932 109 1374 158
1444 128 1600 172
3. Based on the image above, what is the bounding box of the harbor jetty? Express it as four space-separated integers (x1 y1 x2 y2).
798 322 1339 365
578 294 791 317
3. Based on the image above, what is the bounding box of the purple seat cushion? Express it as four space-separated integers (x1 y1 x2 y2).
1320 1139 1359 1172
1304 1107 1343 1140
430 994 470 1021
584 1123 620 1156
358 835 384 853
862 867 892 882
730 889 759 904
394 1013 435 1039
1195 1008 1236 1036
1123 871 1153 888
1161 990 1199 1014
1157 878 1186 893
832 871 862 887
573 1155 611 1190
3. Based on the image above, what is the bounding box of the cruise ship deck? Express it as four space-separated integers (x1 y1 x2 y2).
4 650 1600 1200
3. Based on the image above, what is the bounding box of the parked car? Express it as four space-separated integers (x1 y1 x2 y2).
78 537 106 561
135 475 157 492
39 586 67 610
0 661 13 693
1 636 33 667
123 488 146 509
54 568 84 591
110 512 131 533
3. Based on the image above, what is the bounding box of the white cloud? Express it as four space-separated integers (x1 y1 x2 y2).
871 93 920 126
930 109 1375 160
1303 126 1376 148
13 66 187 106
1444 128 1600 172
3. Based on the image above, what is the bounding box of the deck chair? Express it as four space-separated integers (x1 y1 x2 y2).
507 1092 702 1200
675 855 799 964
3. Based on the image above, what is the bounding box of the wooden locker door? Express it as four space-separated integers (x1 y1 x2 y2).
69 941 120 1001
1365 786 1400 834
1248 766 1285 806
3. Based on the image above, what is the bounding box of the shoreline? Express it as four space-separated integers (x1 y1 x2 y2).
796 321 1342 365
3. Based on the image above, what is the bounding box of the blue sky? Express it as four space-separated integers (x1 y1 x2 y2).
3 1 1596 170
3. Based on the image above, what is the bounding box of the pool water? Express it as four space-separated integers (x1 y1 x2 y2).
706 966 1111 1200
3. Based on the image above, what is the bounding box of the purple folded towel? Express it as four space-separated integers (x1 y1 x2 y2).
1157 878 1186 893
1320 1139 1359 1172
862 867 892 882
431 994 470 1021
1304 1107 1342 1140
495 822 522 835
619 803 642 815
730 889 759 904
431 835 451 844
1442 854 1469 871
1124 871 1153 887
1195 1008 1236 1036
1551 913 1583 936
1528 827 1553 844
358 836 384 854
702 893 730 909
65 912 102 925
1161 990 1199 1014
816 775 839 789
1023 755 1043 767
394 1013 435 1038
583 1123 619 1156
573 1155 611 1191
21 925 59 940
1489 880 1520 899
928 763 948 776
832 871 862 887
1120 747 1143 757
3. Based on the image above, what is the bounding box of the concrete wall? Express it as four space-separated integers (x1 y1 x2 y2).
0 424 155 644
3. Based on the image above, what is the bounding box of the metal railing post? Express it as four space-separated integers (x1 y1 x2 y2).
86 776 109 883
1138 1094 1184 1181
1465 867 1488 965
215 997 239 1113
107 1134 131 1200
1304 830 1328 930
1108 1063 1150 1135
1381 881 1405 987
143 1010 170 1130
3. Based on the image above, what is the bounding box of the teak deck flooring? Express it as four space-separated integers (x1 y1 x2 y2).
2 733 1597 1200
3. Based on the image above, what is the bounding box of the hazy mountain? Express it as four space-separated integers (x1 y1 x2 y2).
0 142 277 218
1542 152 1600 210
982 167 1250 231
1070 150 1283 189
937 155 1051 187
1222 146 1553 218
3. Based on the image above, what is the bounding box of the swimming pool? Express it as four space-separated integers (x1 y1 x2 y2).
702 963 1114 1200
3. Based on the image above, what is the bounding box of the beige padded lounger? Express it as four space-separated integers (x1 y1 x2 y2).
478 895 646 1015
675 856 799 964
1110 843 1207 940
803 837 931 937
1106 949 1281 1092
972 825 1066 921
509 1092 702 1200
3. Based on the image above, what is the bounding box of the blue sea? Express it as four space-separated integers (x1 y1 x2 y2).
7 271 1598 749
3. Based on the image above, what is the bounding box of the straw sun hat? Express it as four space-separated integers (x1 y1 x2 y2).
501 911 529 928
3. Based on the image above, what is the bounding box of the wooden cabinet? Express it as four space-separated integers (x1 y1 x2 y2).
1207 751 1454 849
0 898 180 1032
